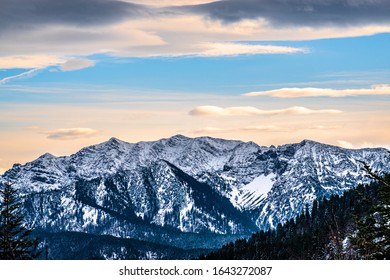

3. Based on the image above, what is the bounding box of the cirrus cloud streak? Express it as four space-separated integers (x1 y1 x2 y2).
193 124 337 134
243 84 390 98
0 69 43 85
189 105 342 117
42 128 99 140
197 42 306 56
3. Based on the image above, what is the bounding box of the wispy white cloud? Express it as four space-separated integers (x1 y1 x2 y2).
60 58 96 72
196 42 307 56
193 124 336 134
243 84 390 98
0 68 42 85
0 56 97 72
337 140 356 149
336 140 386 149
189 105 342 116
42 128 99 140
193 125 291 134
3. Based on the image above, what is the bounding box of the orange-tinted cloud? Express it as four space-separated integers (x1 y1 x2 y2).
42 128 99 140
189 105 342 116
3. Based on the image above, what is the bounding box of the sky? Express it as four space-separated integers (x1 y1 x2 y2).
1 0 390 173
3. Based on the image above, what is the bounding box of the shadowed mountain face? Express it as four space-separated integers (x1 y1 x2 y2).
2 135 390 259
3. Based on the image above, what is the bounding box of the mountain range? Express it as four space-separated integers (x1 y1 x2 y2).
1 135 389 259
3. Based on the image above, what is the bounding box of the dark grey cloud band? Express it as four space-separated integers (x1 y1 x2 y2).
0 0 150 31
178 0 390 27
1 0 389 36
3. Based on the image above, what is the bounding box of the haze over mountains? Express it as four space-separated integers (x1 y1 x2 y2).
1 135 389 259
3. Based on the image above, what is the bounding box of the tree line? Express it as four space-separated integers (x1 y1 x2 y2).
201 172 390 260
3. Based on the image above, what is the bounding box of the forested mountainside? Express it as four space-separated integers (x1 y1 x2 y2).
201 173 390 260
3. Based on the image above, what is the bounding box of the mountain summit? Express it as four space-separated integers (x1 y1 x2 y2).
1 135 389 258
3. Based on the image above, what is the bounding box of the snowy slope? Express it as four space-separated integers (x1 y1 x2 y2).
2 135 390 237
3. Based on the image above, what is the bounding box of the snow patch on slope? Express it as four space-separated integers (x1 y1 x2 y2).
231 174 276 210
242 174 275 197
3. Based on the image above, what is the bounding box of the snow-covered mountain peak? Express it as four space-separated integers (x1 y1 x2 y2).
38 152 58 160
1 135 389 236
299 139 321 146
168 134 191 141
96 136 131 150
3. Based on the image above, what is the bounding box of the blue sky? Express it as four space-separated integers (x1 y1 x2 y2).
3 34 390 95
1 0 390 173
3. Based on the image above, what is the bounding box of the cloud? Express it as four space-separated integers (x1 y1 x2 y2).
0 60 97 85
189 105 342 116
193 124 337 134
129 0 214 5
337 140 356 149
42 128 99 140
0 69 42 85
337 139 383 149
336 140 389 149
60 59 96 71
0 55 65 69
0 22 167 68
0 0 390 66
195 42 306 56
0 56 97 74
243 84 390 98
0 0 150 33
193 125 292 134
26 126 42 131
182 0 390 27
1 0 389 69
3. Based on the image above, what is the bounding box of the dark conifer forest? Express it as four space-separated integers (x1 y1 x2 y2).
0 183 40 260
201 173 390 260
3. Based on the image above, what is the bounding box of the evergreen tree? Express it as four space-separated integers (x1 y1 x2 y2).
0 182 40 259
350 168 390 259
